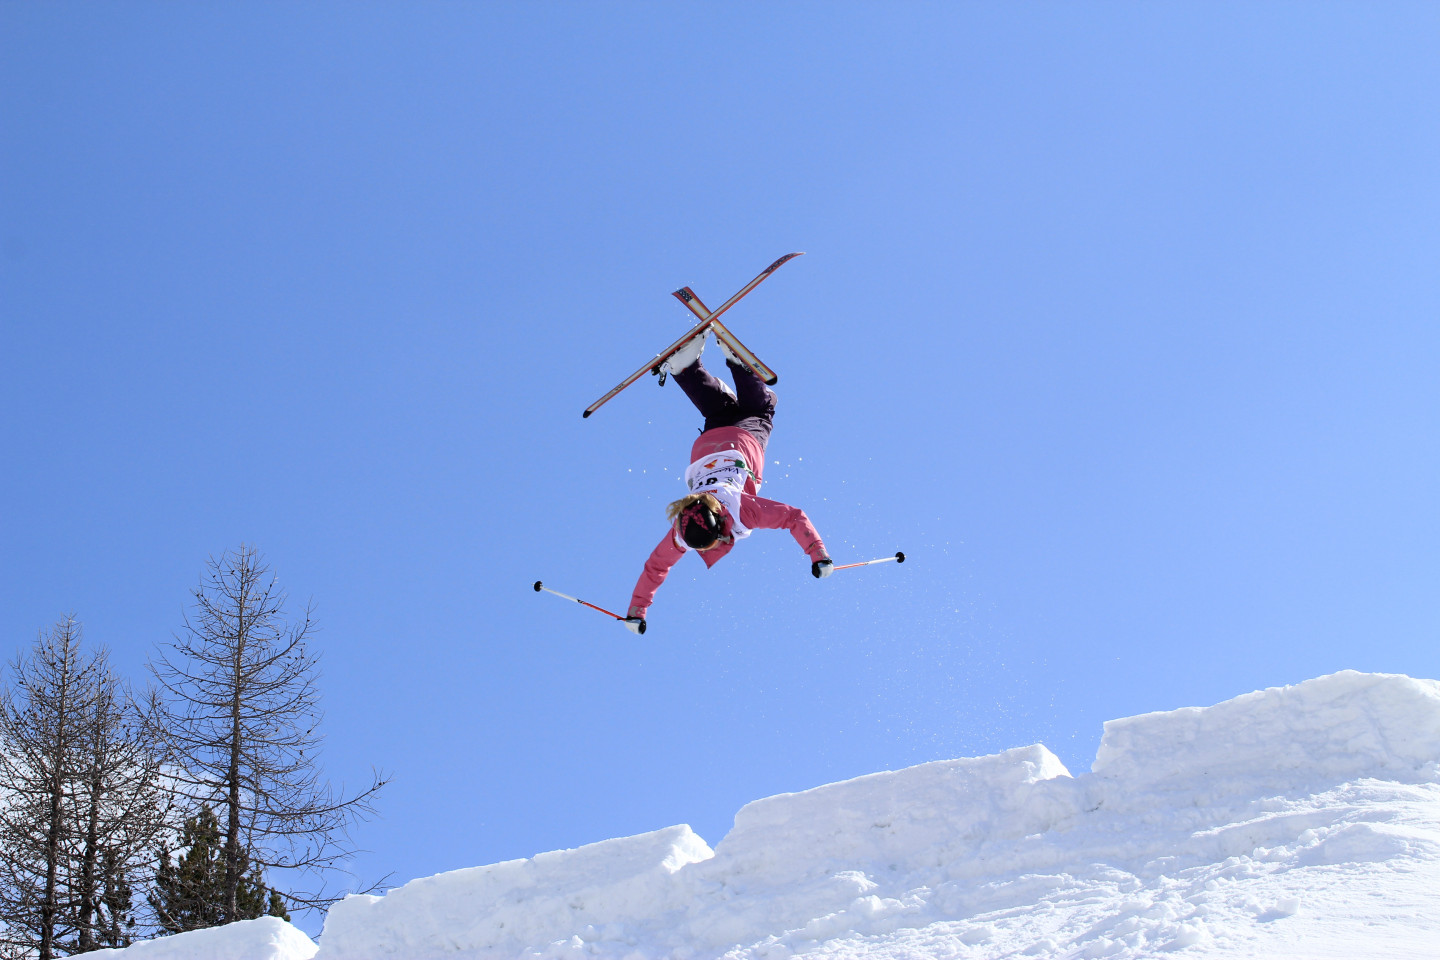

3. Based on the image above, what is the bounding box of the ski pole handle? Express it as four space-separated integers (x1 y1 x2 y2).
533 581 645 633
832 551 906 572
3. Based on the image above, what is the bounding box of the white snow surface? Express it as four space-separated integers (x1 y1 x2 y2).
315 671 1440 959
106 671 1440 958
88 917 316 960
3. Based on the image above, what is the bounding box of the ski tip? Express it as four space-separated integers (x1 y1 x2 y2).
764 252 805 273
533 581 543 592
895 552 906 563
582 410 591 419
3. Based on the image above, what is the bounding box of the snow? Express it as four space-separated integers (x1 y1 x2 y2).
103 671 1440 958
315 825 715 959
87 917 315 960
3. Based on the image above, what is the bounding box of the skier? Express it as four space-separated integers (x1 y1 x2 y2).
623 332 832 633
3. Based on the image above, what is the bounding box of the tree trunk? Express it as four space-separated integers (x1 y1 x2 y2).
41 773 62 960
224 601 246 922
77 758 103 951
39 648 73 960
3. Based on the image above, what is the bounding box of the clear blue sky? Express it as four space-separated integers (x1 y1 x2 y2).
3 0 1437 927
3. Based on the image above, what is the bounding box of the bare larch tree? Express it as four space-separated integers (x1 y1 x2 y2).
70 660 172 951
0 617 171 957
148 545 386 924
0 617 99 959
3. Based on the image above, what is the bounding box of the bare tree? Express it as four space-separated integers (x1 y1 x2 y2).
0 617 99 959
70 663 171 951
148 545 387 924
0 618 171 957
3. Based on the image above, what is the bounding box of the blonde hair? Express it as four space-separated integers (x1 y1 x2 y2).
666 492 724 524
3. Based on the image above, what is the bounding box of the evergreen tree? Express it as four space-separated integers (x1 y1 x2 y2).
96 849 136 950
149 806 288 935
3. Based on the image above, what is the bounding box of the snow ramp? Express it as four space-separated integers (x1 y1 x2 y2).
104 672 1440 958
307 670 1440 958
317 825 713 959
88 917 315 960
1094 669 1440 793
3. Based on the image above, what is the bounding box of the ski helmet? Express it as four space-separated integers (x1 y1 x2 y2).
679 501 724 550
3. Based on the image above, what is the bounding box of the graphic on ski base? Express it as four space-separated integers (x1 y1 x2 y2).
540 254 904 632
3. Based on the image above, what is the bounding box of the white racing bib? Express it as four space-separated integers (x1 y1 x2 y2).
683 450 753 542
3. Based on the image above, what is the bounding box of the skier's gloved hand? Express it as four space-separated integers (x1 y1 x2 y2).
622 617 647 635
812 558 834 579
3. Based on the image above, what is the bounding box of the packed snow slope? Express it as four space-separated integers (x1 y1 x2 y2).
88 917 316 960
122 671 1440 959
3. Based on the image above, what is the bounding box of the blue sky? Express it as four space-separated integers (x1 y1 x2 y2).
3 1 1438 929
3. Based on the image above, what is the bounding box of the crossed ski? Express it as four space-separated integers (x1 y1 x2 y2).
582 253 802 418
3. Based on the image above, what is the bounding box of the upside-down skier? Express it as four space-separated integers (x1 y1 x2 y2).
534 255 903 633
622 331 832 633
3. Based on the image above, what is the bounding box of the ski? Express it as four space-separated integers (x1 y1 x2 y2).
670 288 777 385
671 286 713 322
582 253 802 418
670 251 803 326
581 315 715 418
711 319 777 385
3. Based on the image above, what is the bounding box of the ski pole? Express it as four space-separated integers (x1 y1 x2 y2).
832 551 906 572
533 581 644 634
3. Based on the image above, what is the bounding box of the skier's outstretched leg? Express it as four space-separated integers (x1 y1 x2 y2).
728 360 777 421
673 360 739 430
720 358 777 451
